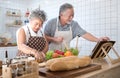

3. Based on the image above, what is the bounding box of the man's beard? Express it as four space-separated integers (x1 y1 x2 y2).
67 21 71 24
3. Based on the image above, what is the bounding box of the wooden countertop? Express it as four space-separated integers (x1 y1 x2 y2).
75 60 120 78
39 59 120 78
1 58 120 78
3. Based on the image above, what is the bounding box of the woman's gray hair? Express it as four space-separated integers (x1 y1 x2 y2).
29 8 47 22
59 3 73 15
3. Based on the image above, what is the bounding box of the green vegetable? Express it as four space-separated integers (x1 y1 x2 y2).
70 48 79 56
45 50 54 60
64 48 67 53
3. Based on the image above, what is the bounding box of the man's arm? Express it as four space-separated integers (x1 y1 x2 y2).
45 35 55 43
81 32 110 42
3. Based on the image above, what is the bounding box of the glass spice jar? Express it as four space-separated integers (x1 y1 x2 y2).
25 61 32 74
16 64 24 76
9 64 17 78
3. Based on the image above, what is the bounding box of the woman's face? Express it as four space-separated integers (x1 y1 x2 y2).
30 18 43 33
60 8 74 25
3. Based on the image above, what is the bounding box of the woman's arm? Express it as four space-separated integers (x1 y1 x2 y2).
17 28 37 55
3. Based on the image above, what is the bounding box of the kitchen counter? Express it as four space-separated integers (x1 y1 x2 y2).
1 58 120 78
0 43 17 47
39 59 120 78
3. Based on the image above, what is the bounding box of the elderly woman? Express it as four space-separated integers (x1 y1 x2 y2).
16 8 48 62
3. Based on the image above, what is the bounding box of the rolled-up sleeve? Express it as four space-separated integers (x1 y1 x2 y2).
72 21 87 38
44 21 51 36
44 18 57 37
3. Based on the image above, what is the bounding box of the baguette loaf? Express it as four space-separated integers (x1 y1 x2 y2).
46 56 91 71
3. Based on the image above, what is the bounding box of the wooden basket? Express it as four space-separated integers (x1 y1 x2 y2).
2 61 39 78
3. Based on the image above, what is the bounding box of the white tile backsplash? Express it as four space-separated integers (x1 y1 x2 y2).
0 47 18 61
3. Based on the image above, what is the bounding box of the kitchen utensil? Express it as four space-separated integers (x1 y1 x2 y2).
76 36 79 50
0 60 2 76
63 40 69 50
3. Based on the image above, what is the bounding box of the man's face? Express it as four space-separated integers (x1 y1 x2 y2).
30 18 43 33
60 8 74 25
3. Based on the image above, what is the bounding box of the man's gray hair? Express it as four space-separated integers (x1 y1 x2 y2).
29 8 47 22
59 3 73 15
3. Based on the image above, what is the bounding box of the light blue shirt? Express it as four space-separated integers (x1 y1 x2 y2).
44 17 87 39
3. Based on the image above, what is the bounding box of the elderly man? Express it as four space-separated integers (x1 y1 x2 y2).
44 3 109 51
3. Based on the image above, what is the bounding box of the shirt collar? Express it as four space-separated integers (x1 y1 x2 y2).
27 23 42 36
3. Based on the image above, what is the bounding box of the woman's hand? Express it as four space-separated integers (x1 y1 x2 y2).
34 51 46 62
31 50 45 62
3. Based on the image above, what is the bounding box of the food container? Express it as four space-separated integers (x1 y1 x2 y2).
0 33 12 45
0 37 10 45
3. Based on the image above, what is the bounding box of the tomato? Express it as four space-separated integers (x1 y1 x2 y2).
52 53 60 58
54 50 64 55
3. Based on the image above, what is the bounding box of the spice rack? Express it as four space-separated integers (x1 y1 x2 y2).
5 8 22 27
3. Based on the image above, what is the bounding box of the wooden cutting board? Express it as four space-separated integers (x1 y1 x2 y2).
39 64 101 78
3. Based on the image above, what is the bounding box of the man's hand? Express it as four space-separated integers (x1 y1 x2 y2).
98 37 110 42
54 36 64 44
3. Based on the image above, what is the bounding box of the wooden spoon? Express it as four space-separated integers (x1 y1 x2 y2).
63 40 69 50
76 36 79 50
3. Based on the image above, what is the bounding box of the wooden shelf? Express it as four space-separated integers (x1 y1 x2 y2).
6 14 21 17
6 24 22 27
0 43 17 47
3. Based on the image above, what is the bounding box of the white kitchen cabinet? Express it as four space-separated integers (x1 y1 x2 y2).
0 46 18 61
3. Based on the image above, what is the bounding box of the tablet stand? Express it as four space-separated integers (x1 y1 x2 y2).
90 41 120 65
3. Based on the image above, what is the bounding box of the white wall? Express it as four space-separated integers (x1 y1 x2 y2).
0 0 120 59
